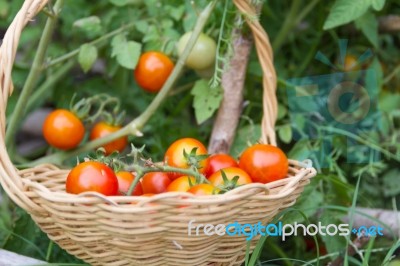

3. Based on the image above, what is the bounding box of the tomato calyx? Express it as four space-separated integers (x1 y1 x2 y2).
182 147 209 171
216 170 241 193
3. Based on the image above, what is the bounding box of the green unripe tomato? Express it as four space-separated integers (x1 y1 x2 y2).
195 65 215 79
177 32 217 70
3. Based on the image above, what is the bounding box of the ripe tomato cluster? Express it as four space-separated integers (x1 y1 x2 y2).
43 109 127 154
65 137 289 197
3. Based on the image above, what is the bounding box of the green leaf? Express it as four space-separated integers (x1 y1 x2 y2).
379 91 400 112
319 211 347 254
135 20 149 34
282 178 324 224
231 124 262 158
0 0 10 18
73 16 102 37
111 34 142 69
2 208 45 259
288 139 311 161
278 124 292 144
109 0 142 6
371 0 385 10
277 103 287 120
355 12 378 48
168 5 185 21
78 44 98 73
323 0 382 30
383 169 400 197
191 79 223 124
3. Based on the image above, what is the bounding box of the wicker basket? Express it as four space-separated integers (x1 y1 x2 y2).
0 0 317 265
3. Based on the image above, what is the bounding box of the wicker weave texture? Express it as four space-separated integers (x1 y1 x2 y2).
0 0 317 265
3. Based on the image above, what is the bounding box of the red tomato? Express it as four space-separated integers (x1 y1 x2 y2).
239 144 288 183
43 109 85 150
187 184 219 196
164 138 208 180
66 161 118 196
208 167 252 188
204 154 238 177
166 176 196 192
142 172 171 194
115 171 143 196
134 51 174 93
89 122 128 155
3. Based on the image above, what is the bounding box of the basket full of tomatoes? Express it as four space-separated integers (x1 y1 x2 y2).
0 0 316 265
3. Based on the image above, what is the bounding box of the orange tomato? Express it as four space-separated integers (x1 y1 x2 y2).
141 172 171 194
164 138 208 180
66 161 118 196
208 167 252 188
43 109 85 150
134 51 174 93
204 154 238 177
239 144 288 183
167 176 196 192
89 122 128 155
187 184 219 196
115 171 143 196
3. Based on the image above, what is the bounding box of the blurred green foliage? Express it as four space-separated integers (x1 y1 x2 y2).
0 0 399 265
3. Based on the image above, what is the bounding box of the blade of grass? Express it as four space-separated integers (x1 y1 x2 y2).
362 237 376 266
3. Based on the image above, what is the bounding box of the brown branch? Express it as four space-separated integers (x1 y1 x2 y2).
208 28 253 154
342 207 400 238
379 15 400 33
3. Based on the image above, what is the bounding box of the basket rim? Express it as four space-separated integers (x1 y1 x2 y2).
19 159 316 208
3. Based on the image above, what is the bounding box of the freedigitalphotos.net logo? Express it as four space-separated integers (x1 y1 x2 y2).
188 220 384 241
285 39 381 167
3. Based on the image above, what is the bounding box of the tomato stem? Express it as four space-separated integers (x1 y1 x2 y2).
6 0 65 150
24 0 218 167
45 22 137 68
125 164 209 196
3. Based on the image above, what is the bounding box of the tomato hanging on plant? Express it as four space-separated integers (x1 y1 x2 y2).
134 51 174 93
89 121 128 155
66 161 119 196
42 109 85 150
177 32 217 70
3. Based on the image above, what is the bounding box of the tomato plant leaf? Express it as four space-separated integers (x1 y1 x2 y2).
278 124 292 144
319 211 347 254
355 12 378 48
135 20 149 34
73 16 103 38
383 169 400 197
109 0 142 6
231 124 262 158
282 178 323 224
371 0 386 10
167 5 185 21
111 34 142 69
191 79 223 125
323 0 384 30
0 0 9 18
78 44 98 73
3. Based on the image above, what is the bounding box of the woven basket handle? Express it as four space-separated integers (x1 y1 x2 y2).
0 0 49 211
233 0 278 146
